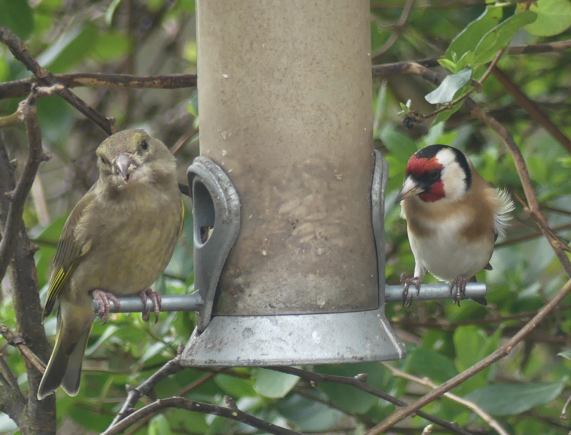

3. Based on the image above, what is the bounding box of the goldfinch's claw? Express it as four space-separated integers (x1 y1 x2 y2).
450 276 468 306
91 289 120 321
400 273 421 307
139 288 162 323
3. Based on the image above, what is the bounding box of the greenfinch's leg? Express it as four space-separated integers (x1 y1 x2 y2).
91 289 120 321
139 288 161 322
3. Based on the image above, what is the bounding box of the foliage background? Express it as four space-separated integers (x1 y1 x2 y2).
1 0 570 433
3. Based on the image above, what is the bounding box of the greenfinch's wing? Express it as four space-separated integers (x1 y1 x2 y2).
43 189 96 318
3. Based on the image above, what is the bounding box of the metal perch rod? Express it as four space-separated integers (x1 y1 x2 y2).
92 283 486 313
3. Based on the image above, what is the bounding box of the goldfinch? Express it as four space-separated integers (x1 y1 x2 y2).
399 144 514 304
37 129 183 399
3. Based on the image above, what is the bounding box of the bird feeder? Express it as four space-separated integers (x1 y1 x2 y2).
96 0 487 365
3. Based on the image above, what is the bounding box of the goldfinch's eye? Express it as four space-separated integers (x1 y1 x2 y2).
427 170 440 181
139 140 149 152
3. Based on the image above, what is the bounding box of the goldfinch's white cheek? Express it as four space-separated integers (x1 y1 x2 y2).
441 162 466 201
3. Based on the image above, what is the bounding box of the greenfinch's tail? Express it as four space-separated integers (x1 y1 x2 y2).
37 311 92 400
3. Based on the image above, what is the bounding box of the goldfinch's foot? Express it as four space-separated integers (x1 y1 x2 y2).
400 273 421 307
139 288 161 322
450 276 468 305
91 289 120 321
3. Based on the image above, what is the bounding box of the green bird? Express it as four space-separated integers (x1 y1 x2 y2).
37 129 183 400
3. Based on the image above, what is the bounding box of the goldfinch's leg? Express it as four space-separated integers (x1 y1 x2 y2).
400 273 421 307
450 276 468 305
139 288 162 322
91 289 120 321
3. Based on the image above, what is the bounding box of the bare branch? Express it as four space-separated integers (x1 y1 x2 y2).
492 66 571 154
110 356 184 427
0 324 46 374
102 396 301 435
0 90 48 283
383 363 509 435
367 278 571 434
0 72 197 99
0 355 25 425
273 366 471 435
0 26 114 135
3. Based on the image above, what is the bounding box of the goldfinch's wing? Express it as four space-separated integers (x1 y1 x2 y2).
43 189 96 318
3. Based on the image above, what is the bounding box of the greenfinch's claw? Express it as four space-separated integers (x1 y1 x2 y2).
91 289 120 321
139 288 161 322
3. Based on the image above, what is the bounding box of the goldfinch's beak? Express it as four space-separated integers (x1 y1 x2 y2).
113 153 136 182
397 177 422 202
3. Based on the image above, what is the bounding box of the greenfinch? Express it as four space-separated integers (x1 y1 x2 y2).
37 129 183 400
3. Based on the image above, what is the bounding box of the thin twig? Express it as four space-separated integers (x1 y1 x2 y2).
109 355 183 427
367 278 571 434
492 66 571 154
0 26 114 135
272 366 471 435
0 89 49 281
372 0 416 60
102 396 301 435
0 324 46 374
383 363 509 435
0 72 197 99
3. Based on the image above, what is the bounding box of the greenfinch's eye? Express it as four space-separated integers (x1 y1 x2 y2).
140 140 149 152
99 155 110 165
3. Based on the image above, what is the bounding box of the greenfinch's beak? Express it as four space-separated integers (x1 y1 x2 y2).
397 176 422 202
113 153 136 182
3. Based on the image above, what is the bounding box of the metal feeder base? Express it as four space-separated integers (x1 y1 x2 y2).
180 308 404 366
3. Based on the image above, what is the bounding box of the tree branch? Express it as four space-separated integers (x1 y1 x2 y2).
383 363 509 435
0 72 197 99
0 324 46 374
102 396 301 435
492 66 571 154
272 366 471 435
0 354 25 423
0 89 49 281
367 278 571 434
109 355 184 427
0 26 114 135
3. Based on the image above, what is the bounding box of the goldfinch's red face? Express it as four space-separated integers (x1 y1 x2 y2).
400 144 471 203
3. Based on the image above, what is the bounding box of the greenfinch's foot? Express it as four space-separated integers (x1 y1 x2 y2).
400 273 421 307
91 289 120 321
139 288 161 322
450 276 468 306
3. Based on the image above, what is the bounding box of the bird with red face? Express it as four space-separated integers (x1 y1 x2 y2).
399 144 514 304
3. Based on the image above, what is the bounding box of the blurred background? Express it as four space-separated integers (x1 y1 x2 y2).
1 0 570 433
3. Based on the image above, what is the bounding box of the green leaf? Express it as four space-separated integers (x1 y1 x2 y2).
93 32 130 62
444 6 503 63
525 0 571 36
214 374 256 397
105 0 123 26
0 0 34 39
149 414 172 435
380 125 418 163
453 326 488 371
252 368 299 399
425 68 472 105
469 11 537 67
37 24 99 73
277 394 344 432
558 349 571 360
467 382 565 416
314 364 386 414
406 347 458 383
